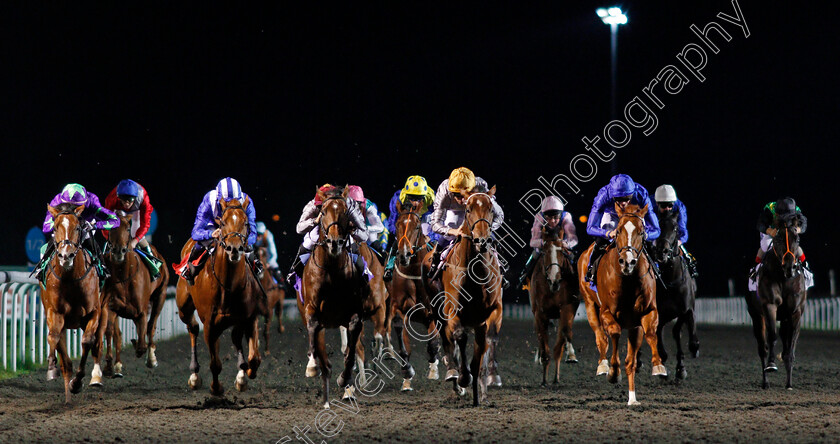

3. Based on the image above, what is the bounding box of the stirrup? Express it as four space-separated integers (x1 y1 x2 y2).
383 267 393 282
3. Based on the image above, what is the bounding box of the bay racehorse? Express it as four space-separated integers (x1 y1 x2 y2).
42 203 108 403
300 187 389 408
256 244 285 355
386 199 442 391
577 203 664 405
529 223 580 386
102 212 168 376
176 196 267 396
436 187 503 406
745 217 807 389
650 210 699 380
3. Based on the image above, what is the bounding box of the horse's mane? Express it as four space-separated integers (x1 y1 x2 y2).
54 202 80 214
472 183 489 193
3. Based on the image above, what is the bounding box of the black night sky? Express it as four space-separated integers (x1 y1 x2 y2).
2 1 837 299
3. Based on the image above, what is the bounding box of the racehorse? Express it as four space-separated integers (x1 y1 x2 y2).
576 203 663 405
745 217 807 389
300 186 389 408
175 196 267 396
41 203 108 403
256 244 285 355
529 223 580 386
650 210 699 380
437 187 504 406
102 212 168 376
386 199 442 391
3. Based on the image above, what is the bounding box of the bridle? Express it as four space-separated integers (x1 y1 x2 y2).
463 193 495 251
616 213 645 258
217 203 249 248
316 196 351 248
397 211 429 260
48 211 94 281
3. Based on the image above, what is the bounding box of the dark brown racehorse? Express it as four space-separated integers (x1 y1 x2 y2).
651 210 699 380
746 219 807 389
386 199 441 391
300 187 389 408
102 212 168 376
176 196 267 395
42 203 108 403
437 187 504 406
576 203 663 405
256 245 285 355
529 223 580 386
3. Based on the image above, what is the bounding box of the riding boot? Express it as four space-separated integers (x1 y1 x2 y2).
383 242 397 282
517 249 541 289
679 245 699 278
31 241 56 282
427 242 444 280
349 243 370 282
287 244 309 282
138 244 162 281
585 238 610 283
182 244 205 286
84 234 110 281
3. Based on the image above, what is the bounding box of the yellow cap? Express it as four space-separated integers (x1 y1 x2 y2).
399 175 434 212
447 167 475 193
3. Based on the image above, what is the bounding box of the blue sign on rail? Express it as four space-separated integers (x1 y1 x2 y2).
25 226 45 263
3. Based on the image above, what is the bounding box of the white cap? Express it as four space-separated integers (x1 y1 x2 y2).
654 185 677 202
541 196 564 212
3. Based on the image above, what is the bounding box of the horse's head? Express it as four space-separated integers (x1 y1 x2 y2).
463 185 497 253
216 196 250 263
108 212 133 264
772 218 802 279
48 203 85 270
653 210 679 264
541 223 567 292
395 199 424 266
319 186 351 258
614 203 648 276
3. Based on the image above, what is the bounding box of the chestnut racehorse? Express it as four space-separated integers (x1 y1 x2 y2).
576 203 663 406
437 187 503 406
42 203 108 403
256 244 285 355
176 196 267 396
746 219 807 389
386 199 442 391
650 210 699 380
102 212 168 376
300 187 389 408
529 223 580 386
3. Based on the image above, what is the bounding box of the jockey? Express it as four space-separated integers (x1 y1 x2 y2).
347 185 386 254
102 179 163 280
383 175 438 281
652 184 698 278
255 221 285 288
749 197 812 288
427 167 505 281
584 174 660 283
36 183 120 281
287 184 368 281
517 195 578 289
180 178 262 285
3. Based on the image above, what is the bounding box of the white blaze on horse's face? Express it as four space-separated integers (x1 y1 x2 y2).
620 220 638 275
56 216 76 269
547 244 560 285
223 211 244 262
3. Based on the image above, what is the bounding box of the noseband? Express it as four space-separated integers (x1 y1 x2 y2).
218 204 249 248
318 196 351 247
616 214 644 257
55 211 84 256
398 211 426 258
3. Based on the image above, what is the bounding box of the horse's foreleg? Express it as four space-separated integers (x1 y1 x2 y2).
585 301 609 376
247 318 262 379
626 326 644 406
485 309 502 387
56 331 74 404
535 315 550 386
393 313 415 391
89 305 109 386
672 316 687 380
275 299 284 333
146 286 166 369
426 320 441 379
685 309 700 358
102 311 115 377
309 320 330 409
231 325 248 392
473 325 488 406
113 315 124 376
762 303 779 375
600 309 622 384
205 324 224 396
262 311 273 356
641 310 666 377
339 315 363 396
454 323 471 390
73 308 102 391
559 303 578 364
133 315 148 358
783 309 803 390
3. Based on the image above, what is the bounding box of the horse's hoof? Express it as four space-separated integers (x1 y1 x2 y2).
608 370 619 384
765 363 778 372
652 365 668 377
691 350 700 359
113 372 124 378
337 374 347 388
487 375 502 387
146 359 158 369
403 365 416 380
188 373 202 390
456 386 467 396
427 361 440 380
342 386 356 401
114 362 124 375
761 382 769 389
235 370 248 392
627 400 641 406
69 377 83 393
565 356 579 364
677 368 687 380
401 379 413 392
445 369 459 381
596 360 609 376
211 385 224 397
457 373 472 388
786 386 793 391
47 368 60 381
323 402 331 410
305 366 318 378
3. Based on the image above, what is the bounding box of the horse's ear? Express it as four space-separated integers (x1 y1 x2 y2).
614 202 624 216
342 185 350 199
48 205 60 217
243 195 250 209
395 199 403 213
488 185 496 197
74 205 85 216
639 204 649 218
219 197 228 211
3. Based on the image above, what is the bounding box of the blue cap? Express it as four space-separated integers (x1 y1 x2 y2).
608 174 635 199
216 177 243 201
117 179 140 197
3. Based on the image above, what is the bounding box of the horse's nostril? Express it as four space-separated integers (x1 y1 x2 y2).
630 259 637 265
619 258 624 264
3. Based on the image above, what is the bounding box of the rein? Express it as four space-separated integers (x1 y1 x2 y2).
107 250 140 284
